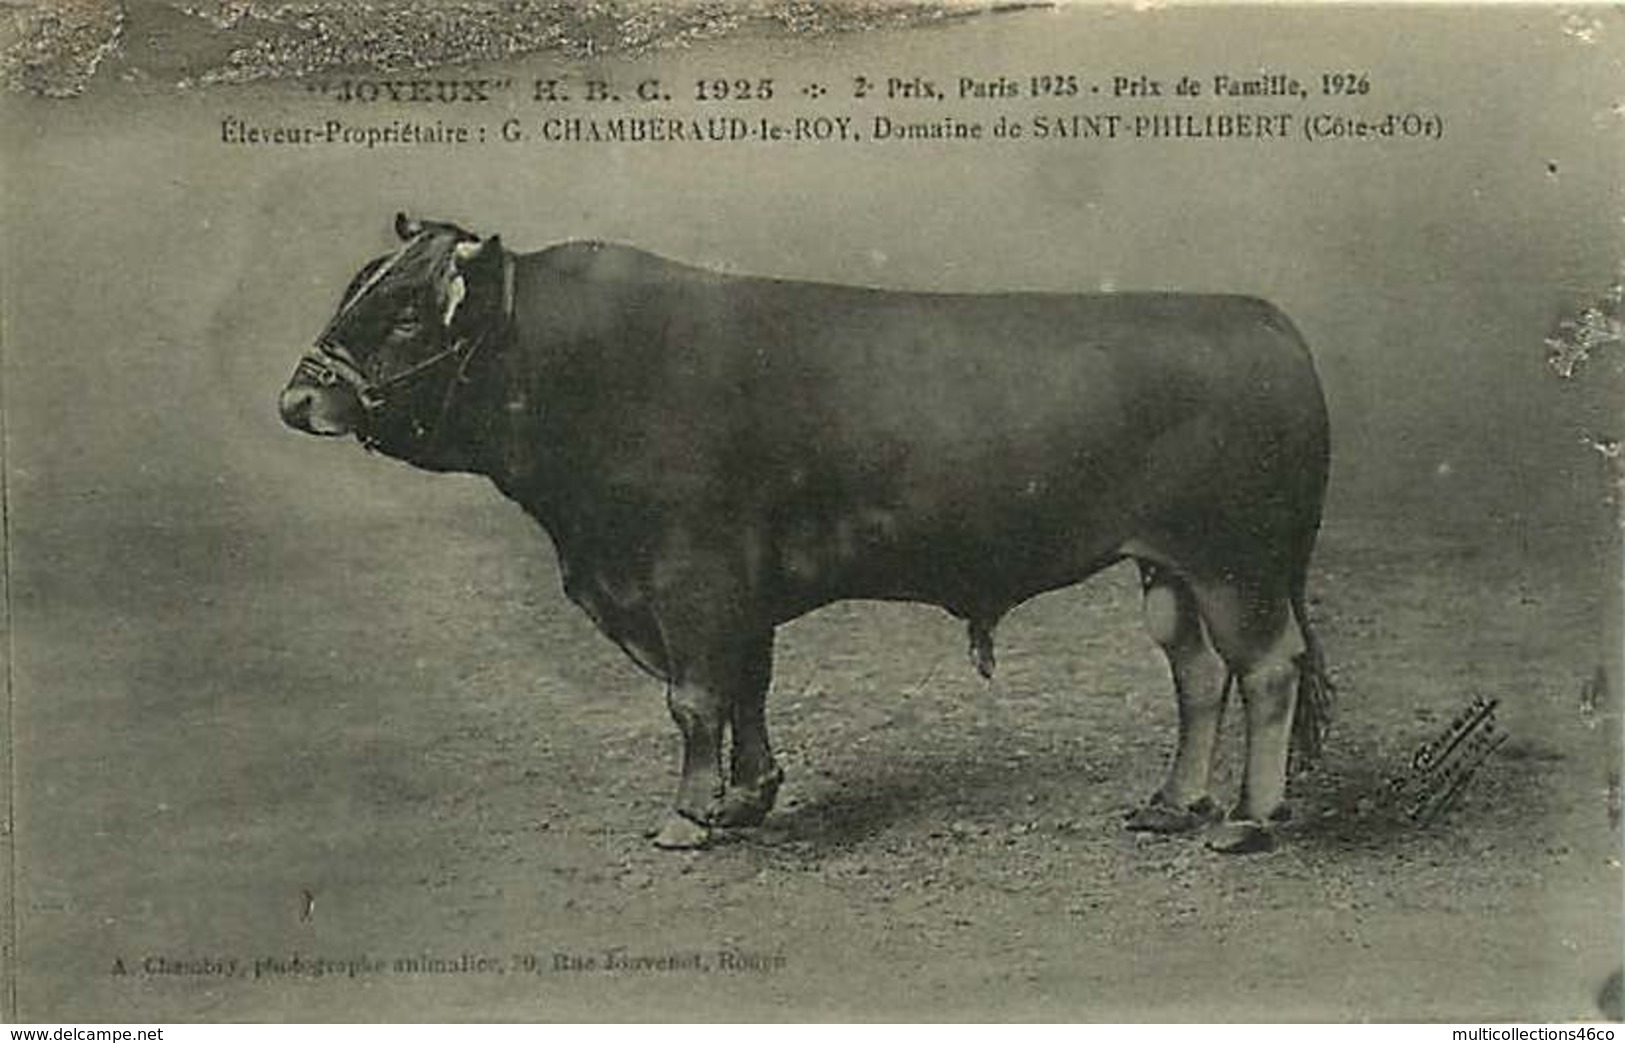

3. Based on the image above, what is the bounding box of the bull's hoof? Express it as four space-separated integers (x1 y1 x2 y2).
651 812 712 850
1124 794 1218 834
716 768 785 828
1204 819 1276 854
715 790 772 828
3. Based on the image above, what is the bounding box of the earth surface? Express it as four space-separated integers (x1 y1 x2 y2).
10 455 1621 1021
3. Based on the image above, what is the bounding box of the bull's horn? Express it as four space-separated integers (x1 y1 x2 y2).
395 212 422 240
452 239 485 264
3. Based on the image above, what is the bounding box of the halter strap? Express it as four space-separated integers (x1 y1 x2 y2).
297 244 515 453
312 232 428 349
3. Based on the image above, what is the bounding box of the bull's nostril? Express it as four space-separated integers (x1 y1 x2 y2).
279 386 314 430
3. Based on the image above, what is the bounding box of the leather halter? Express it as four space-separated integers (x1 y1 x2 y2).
296 239 515 453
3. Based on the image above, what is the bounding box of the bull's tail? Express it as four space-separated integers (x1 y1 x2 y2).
1289 581 1335 772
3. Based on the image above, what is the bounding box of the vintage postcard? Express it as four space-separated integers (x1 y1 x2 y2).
1 0 1620 1023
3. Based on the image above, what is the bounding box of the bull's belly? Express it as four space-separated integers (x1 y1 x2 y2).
762 501 1134 625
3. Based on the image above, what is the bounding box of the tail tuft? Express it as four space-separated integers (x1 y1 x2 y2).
1290 648 1335 771
1293 578 1332 773
1289 587 1335 772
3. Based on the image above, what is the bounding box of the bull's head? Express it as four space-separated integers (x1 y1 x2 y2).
278 213 507 463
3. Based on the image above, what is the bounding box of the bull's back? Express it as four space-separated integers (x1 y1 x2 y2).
706 279 1327 615
526 246 1328 615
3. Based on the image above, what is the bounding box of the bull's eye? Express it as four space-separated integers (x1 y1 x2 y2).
391 314 422 337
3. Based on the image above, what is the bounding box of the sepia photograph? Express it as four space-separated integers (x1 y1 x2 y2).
0 0 1620 1022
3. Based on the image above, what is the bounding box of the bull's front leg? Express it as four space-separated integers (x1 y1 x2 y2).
647 535 778 849
651 631 778 848
718 631 781 828
655 675 726 850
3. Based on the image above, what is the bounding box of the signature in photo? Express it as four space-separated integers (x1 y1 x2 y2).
1388 695 1507 825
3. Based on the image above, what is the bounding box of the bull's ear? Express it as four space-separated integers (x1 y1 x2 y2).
441 236 499 327
451 235 501 270
395 212 422 240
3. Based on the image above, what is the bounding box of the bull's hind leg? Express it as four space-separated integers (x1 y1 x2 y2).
1191 580 1306 854
1125 563 1227 833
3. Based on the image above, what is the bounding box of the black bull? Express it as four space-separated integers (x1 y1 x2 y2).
279 215 1332 853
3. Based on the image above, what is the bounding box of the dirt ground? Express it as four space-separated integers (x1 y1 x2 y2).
8 456 1621 1021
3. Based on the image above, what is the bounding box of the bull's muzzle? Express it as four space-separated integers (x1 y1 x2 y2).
279 380 356 436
